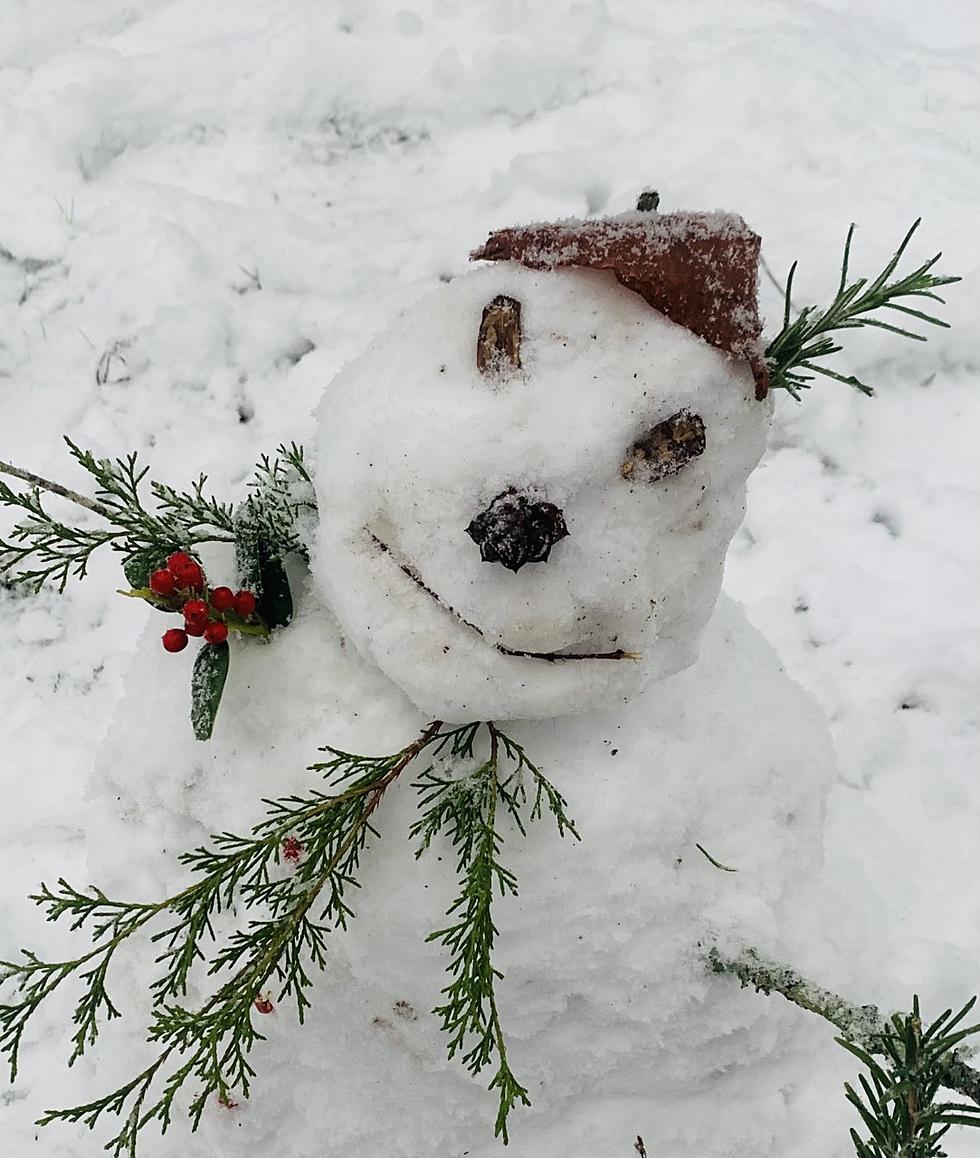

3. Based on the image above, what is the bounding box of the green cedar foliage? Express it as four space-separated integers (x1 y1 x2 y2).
0 440 312 594
0 722 577 1155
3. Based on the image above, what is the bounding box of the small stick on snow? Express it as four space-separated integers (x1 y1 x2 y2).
0 459 111 518
707 946 980 1105
695 843 737 872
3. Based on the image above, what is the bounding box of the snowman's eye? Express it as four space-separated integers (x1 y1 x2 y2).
620 409 706 482
476 295 522 376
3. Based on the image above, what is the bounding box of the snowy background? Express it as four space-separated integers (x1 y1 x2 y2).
1 1 978 1155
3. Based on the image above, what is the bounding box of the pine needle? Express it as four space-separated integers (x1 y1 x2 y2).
765 220 960 399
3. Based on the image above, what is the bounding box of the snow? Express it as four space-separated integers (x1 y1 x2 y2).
0 2 978 1157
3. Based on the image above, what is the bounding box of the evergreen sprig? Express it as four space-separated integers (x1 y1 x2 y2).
0 439 314 593
149 476 236 541
0 479 117 592
0 721 576 1155
237 442 315 561
766 220 960 399
412 722 579 1140
840 997 980 1157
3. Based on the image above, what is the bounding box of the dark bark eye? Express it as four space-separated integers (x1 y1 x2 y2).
476 295 521 376
621 409 706 482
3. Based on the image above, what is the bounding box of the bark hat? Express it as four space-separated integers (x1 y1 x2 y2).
471 208 769 399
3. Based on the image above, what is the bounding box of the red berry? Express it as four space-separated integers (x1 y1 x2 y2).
254 995 274 1015
217 1093 238 1110
149 569 177 596
282 835 303 862
183 598 209 624
166 551 193 574
162 628 188 653
210 586 235 612
184 601 209 637
233 590 257 617
204 620 228 644
173 560 204 591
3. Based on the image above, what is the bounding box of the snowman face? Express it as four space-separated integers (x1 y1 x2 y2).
313 264 771 722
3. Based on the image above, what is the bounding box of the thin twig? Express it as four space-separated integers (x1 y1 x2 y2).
0 459 110 518
708 947 980 1105
366 721 444 812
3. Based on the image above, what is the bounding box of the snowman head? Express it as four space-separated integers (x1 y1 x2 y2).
314 211 772 722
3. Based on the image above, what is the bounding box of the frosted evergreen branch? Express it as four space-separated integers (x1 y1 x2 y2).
0 439 316 592
0 459 111 517
708 947 980 1109
150 475 236 538
238 443 316 561
413 722 579 1141
765 220 960 399
0 478 120 591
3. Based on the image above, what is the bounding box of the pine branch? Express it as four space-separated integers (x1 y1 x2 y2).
412 722 579 1141
708 946 980 1152
1 722 455 1156
765 220 960 399
840 998 980 1157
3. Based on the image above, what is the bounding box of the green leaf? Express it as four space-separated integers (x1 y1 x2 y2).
257 550 292 629
122 547 180 613
190 643 229 741
236 536 292 629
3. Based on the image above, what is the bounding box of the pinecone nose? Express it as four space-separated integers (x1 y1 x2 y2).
465 490 569 573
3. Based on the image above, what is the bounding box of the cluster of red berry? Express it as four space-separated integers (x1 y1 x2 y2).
148 552 258 653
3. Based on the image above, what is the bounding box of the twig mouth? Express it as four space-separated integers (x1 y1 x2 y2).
365 530 639 663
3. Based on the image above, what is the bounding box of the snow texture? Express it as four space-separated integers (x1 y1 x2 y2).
1 2 978 1157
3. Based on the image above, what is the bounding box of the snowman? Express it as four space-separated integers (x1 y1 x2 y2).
86 209 847 1157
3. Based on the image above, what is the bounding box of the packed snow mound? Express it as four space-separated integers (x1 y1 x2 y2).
314 262 771 721
86 586 844 1157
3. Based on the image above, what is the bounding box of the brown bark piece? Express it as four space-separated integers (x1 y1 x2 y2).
471 211 768 398
621 409 707 482
476 294 522 376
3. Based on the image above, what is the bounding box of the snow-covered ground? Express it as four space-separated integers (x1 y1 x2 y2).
1 2 978 1155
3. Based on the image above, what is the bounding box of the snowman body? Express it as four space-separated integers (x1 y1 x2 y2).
86 249 845 1156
